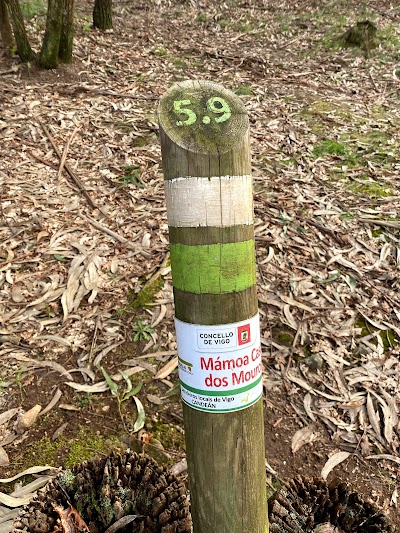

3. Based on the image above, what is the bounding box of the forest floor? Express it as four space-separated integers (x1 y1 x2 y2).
0 0 400 529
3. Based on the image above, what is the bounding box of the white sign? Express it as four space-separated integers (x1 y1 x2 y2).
175 314 263 412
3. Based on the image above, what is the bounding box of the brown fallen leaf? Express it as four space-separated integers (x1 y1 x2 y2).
0 407 19 426
14 404 42 434
155 356 178 379
59 404 80 411
321 451 350 480
291 424 317 453
0 446 9 466
146 393 164 405
53 503 90 532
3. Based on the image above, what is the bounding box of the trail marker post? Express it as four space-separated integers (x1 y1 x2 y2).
158 80 268 533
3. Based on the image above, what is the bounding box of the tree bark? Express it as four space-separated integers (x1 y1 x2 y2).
93 0 112 30
4 0 35 62
58 0 74 63
39 0 64 68
0 0 14 54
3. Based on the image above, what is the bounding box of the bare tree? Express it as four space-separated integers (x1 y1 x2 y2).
93 0 112 30
4 0 76 68
40 0 64 68
59 0 75 63
4 0 35 62
0 0 14 54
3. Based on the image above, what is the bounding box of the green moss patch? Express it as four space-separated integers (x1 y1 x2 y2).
128 274 164 309
345 177 392 198
18 429 121 472
152 421 185 450
235 86 254 96
313 139 348 157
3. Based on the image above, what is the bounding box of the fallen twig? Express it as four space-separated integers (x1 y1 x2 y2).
61 84 157 100
359 218 400 230
57 124 80 182
38 118 97 210
84 214 150 257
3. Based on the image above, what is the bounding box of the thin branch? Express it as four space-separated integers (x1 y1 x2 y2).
84 215 151 258
38 118 97 210
359 218 400 230
57 124 80 182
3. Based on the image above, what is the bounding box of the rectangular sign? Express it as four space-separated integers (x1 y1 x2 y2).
175 314 263 412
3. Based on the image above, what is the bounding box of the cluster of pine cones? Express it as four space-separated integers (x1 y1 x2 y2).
13 451 191 532
13 451 395 532
269 476 394 532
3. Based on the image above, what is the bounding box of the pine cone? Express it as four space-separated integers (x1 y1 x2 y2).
268 476 395 532
13 451 191 533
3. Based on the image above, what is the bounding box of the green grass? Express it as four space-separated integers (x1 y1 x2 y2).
172 58 188 69
235 86 254 96
154 47 168 57
196 12 208 23
346 177 392 198
313 140 347 157
118 166 144 187
20 0 46 19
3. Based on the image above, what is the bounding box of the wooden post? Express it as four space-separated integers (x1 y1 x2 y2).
158 80 268 533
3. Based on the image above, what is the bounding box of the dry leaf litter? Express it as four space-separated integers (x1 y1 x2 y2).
0 0 399 526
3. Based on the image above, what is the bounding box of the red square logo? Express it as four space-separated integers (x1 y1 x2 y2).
238 324 251 345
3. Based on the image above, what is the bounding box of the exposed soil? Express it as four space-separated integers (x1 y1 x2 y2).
0 0 399 530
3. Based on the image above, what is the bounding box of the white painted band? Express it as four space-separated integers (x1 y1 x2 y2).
164 175 253 227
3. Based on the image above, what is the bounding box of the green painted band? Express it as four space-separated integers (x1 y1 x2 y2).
170 240 256 294
180 375 262 396
182 395 262 413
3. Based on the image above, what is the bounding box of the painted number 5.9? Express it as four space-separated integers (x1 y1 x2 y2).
174 97 232 127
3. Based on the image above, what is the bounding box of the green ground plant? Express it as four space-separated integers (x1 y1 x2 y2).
132 320 154 342
100 367 145 433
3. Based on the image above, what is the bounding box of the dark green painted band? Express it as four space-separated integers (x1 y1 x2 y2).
173 286 258 325
168 225 254 246
182 395 262 413
180 375 262 396
170 241 256 294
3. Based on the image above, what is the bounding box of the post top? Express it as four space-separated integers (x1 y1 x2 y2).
158 80 249 155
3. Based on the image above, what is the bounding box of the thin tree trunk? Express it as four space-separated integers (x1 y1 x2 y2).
93 0 112 30
4 0 35 62
59 0 74 63
0 0 14 54
39 0 63 68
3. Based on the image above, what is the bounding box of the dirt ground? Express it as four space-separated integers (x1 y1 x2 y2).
0 0 400 530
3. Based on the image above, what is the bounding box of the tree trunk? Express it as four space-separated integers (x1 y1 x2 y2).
58 0 74 63
0 0 14 54
93 0 112 30
4 0 35 62
39 0 64 68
